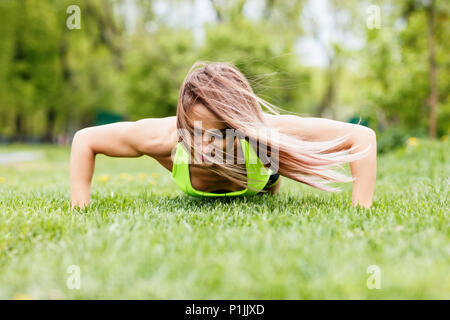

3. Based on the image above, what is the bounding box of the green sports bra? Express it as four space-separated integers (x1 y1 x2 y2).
171 138 276 197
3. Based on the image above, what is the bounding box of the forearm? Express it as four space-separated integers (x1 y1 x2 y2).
349 131 377 208
70 131 96 209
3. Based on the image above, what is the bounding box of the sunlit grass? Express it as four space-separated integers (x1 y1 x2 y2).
0 140 448 299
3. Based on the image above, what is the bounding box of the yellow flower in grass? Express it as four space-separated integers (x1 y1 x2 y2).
407 137 418 147
0 177 5 183
97 174 110 183
138 173 147 180
13 293 34 300
148 178 156 185
120 172 134 181
152 172 159 179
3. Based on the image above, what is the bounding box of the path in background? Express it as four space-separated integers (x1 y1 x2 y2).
0 151 43 165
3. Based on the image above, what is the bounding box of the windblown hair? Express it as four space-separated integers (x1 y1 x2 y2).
176 61 372 193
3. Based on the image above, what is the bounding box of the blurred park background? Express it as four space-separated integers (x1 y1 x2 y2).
1 0 449 299
0 0 449 153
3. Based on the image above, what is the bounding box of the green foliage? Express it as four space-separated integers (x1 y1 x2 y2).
200 18 311 112
376 127 410 154
125 27 197 119
0 0 448 141
361 0 450 137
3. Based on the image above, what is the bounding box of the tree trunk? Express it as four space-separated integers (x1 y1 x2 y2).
427 0 438 139
317 66 336 118
15 112 25 142
44 107 56 143
210 0 224 22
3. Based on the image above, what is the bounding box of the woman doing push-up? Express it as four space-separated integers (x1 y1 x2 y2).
70 61 377 209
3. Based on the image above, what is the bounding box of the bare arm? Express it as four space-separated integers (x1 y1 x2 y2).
70 117 176 209
264 114 377 208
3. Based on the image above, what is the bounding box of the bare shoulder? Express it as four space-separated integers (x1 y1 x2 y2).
263 112 375 143
263 113 312 138
127 116 178 159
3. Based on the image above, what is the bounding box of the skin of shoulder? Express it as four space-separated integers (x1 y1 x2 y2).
263 112 375 151
129 116 178 159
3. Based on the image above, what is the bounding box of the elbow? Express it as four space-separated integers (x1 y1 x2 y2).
73 128 91 140
73 127 95 144
365 127 377 145
362 128 377 154
352 127 377 153
366 127 376 140
72 129 86 145
71 129 95 155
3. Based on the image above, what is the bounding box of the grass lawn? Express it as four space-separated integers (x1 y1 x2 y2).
0 139 448 299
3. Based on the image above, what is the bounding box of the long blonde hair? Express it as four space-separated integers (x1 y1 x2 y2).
176 61 371 193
